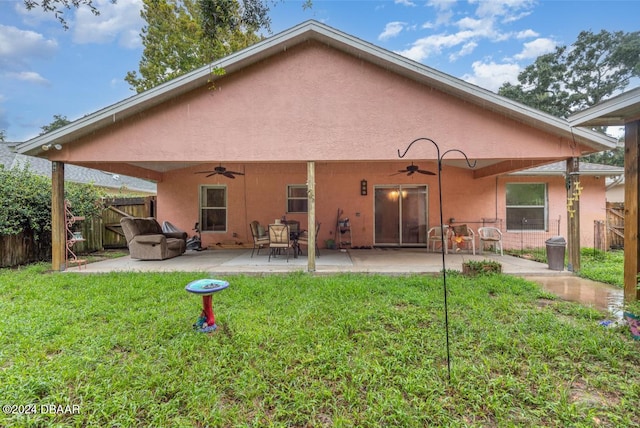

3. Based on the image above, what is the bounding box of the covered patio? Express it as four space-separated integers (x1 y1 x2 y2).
67 248 556 276
16 21 615 274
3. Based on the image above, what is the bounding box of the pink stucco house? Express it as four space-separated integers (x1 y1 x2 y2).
16 21 616 268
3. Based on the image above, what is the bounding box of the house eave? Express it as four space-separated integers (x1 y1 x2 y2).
568 87 640 127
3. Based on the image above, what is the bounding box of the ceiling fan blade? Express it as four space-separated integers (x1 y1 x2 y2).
195 171 214 174
407 170 415 176
205 172 220 177
417 170 436 175
227 170 244 176
223 172 236 179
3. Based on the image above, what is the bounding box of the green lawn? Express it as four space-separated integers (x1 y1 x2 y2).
507 247 625 287
1 265 638 427
578 249 625 287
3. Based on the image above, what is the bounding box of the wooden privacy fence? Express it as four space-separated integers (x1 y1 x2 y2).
0 196 156 268
0 232 51 268
102 196 156 248
606 202 624 250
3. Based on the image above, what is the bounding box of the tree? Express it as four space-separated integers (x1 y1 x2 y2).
0 130 5 143
498 30 640 118
499 30 639 167
498 49 571 118
23 0 112 30
39 114 71 135
125 0 267 93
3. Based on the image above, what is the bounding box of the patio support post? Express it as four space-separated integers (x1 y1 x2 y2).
51 161 66 271
566 158 580 272
624 120 640 303
307 161 316 272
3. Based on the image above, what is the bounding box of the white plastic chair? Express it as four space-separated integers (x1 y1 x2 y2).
427 225 450 254
478 227 503 256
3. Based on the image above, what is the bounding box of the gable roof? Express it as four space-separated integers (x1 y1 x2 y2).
568 86 640 127
1 143 156 193
16 20 614 158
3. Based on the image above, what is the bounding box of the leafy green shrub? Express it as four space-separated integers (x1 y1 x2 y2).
0 164 105 242
0 164 51 238
462 259 502 276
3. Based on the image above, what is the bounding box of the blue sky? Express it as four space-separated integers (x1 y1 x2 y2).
1 0 638 142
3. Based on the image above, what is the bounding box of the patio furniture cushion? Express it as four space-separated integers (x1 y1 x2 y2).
121 217 187 260
268 223 294 262
451 224 475 255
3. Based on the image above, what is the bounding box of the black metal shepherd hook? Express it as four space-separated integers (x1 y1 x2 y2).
398 137 476 381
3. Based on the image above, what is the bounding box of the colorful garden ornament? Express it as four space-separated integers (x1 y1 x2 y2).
185 279 229 333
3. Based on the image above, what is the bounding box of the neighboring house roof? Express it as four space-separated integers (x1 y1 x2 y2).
0 143 156 194
510 161 624 177
568 86 640 127
17 20 615 159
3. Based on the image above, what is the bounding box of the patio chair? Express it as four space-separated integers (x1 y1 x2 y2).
427 225 450 254
477 226 503 256
297 222 321 257
120 217 186 260
451 224 475 255
249 220 270 257
268 223 294 262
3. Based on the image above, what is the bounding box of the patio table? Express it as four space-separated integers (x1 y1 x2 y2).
185 278 229 333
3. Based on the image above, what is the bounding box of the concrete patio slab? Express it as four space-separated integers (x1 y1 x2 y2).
67 247 560 276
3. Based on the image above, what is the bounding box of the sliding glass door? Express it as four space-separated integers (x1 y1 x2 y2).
374 185 428 246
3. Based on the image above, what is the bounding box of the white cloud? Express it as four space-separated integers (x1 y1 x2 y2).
395 0 416 6
0 25 58 71
72 0 143 48
396 31 476 62
379 22 406 41
456 17 485 32
427 0 456 26
462 60 521 92
449 41 478 61
472 0 536 20
5 71 50 86
516 29 538 39
13 1 58 26
514 37 556 60
428 0 458 11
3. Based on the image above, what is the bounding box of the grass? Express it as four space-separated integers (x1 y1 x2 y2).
578 249 624 287
1 265 638 427
507 247 625 288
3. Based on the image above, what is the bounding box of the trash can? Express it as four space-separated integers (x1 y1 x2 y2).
545 236 566 271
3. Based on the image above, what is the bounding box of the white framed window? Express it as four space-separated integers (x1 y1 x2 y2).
200 185 227 232
287 185 308 213
506 183 547 231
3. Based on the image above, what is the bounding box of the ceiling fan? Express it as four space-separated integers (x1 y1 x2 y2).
393 162 435 176
195 165 245 179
